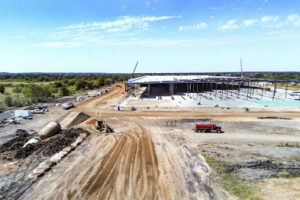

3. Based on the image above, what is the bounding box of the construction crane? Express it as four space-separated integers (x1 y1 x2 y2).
240 58 243 78
132 61 139 79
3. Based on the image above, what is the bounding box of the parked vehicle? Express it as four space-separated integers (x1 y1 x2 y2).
23 115 33 120
31 109 44 114
77 96 84 102
62 102 74 110
194 123 223 133
88 93 98 97
15 110 32 118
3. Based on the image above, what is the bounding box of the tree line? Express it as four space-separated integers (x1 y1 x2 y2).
0 74 131 109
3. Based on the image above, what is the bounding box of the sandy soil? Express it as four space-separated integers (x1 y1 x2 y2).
1 83 300 200
23 85 214 199
257 178 300 200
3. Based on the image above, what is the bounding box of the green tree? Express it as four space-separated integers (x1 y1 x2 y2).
58 86 70 96
0 85 5 94
54 81 63 88
93 77 104 87
75 79 87 90
104 78 113 85
21 84 49 101
86 81 94 89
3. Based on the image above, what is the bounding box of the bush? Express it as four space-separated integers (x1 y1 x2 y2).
0 85 5 93
278 171 295 178
21 84 52 101
4 96 13 107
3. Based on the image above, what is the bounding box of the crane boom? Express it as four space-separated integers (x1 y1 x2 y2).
240 58 243 78
132 61 139 79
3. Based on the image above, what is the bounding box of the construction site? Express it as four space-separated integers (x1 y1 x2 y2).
124 75 300 108
0 76 300 200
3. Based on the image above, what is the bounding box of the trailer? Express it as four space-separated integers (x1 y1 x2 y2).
15 110 32 119
195 123 223 133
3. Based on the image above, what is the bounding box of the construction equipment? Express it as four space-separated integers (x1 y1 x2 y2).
131 106 136 111
240 58 243 78
131 61 139 79
94 120 114 133
194 123 223 133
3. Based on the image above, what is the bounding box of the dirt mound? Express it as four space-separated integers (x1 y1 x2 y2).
0 128 89 161
86 118 97 125
41 128 85 156
60 112 90 129
14 128 88 159
0 128 90 200
0 133 29 155
181 118 212 122
15 143 43 159
258 116 292 120
15 129 29 137
226 159 300 178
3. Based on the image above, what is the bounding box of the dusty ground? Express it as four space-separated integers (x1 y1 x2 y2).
1 83 300 199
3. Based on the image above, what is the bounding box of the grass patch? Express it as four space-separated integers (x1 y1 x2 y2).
278 142 300 148
204 156 262 200
284 155 300 161
278 171 296 178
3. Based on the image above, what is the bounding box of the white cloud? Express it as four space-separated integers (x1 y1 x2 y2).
287 14 300 26
35 15 183 48
35 42 82 48
220 20 238 30
62 16 179 33
179 22 207 31
35 39 188 48
243 19 257 27
4 35 25 39
261 15 279 22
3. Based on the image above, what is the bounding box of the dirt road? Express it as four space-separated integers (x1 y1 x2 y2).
20 84 300 200
22 84 215 199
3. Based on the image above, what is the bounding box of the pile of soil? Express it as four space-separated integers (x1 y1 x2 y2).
60 112 90 129
40 128 87 156
0 128 90 200
15 128 89 159
67 112 90 128
198 144 300 181
0 128 89 161
86 118 97 125
258 116 291 120
181 118 211 122
0 133 30 161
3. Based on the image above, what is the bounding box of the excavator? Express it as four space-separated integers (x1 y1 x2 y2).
94 120 114 133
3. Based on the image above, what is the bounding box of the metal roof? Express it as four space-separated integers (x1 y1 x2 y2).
126 75 300 84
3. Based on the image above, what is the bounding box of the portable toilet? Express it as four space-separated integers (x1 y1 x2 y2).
117 106 120 111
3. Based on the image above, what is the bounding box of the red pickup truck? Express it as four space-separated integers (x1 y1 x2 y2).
195 123 223 133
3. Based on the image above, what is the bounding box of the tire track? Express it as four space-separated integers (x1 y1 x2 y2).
82 135 128 199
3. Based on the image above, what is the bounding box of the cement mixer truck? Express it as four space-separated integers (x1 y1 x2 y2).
194 123 223 133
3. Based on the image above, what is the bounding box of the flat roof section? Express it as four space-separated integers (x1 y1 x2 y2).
126 75 300 84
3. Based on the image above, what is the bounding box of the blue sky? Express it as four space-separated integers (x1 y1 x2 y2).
0 0 300 73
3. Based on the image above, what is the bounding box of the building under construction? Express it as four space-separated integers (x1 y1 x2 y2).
125 75 300 101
